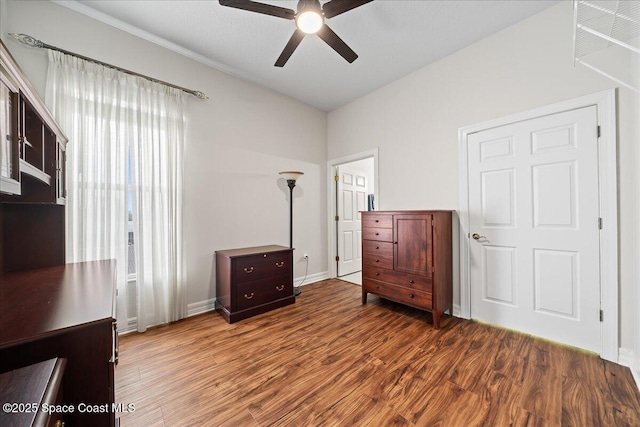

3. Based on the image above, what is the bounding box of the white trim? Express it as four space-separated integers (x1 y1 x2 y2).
618 348 640 392
180 270 330 318
458 89 618 362
187 298 216 317
297 270 330 286
327 149 379 279
53 1 267 89
0 0 7 42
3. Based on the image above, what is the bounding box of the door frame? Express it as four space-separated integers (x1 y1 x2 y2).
458 89 618 362
327 148 379 279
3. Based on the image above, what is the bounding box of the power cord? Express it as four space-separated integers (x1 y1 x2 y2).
295 255 309 290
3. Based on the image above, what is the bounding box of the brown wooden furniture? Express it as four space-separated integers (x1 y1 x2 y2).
0 39 67 275
0 358 66 427
0 39 116 426
216 245 294 323
0 261 118 427
361 210 453 328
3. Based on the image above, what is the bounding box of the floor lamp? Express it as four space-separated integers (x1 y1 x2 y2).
280 171 303 296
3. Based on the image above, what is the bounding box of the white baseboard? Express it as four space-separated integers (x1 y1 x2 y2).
117 271 333 335
618 347 640 392
187 298 217 317
296 270 330 287
453 303 461 318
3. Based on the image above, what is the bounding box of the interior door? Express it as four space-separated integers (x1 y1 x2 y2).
467 106 601 353
336 165 368 277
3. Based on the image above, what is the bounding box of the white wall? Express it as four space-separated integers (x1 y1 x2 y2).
5 0 329 319
328 1 640 357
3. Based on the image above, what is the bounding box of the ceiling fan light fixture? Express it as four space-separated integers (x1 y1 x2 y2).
296 10 323 34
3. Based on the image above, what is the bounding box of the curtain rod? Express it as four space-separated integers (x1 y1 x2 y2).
9 33 208 100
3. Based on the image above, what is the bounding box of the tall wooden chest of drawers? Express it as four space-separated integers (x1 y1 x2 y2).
361 211 453 329
215 245 294 323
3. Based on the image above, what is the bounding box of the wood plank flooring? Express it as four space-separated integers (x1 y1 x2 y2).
115 279 640 426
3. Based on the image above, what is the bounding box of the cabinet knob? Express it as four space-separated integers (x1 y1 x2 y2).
263 254 267 258
275 261 285 268
244 293 255 299
409 280 414 284
243 267 254 274
276 285 285 291
394 242 398 244
375 273 380 276
376 246 379 249
375 259 380 263
375 219 379 223
409 294 414 299
375 232 379 236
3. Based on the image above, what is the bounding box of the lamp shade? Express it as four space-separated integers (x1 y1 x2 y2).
279 171 304 182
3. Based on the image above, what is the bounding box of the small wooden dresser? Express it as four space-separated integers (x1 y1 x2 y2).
215 245 294 323
361 210 453 328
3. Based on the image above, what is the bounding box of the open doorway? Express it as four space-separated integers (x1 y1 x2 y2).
327 149 379 285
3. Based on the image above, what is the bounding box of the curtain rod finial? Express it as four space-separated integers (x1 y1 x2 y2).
8 33 44 49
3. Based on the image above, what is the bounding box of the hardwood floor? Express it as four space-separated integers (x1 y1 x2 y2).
116 279 640 426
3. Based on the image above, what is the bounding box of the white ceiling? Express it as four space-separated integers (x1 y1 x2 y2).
59 0 560 111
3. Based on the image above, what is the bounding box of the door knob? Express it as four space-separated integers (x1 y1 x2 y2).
472 233 486 240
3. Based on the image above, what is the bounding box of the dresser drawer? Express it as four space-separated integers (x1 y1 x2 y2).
363 265 433 293
362 228 393 242
363 240 394 256
364 279 432 310
363 248 393 270
362 214 392 229
236 277 293 311
235 251 291 283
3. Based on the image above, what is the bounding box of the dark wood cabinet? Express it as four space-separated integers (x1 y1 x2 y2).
362 210 453 329
216 245 294 323
0 261 118 427
0 39 67 203
0 358 66 427
0 40 117 426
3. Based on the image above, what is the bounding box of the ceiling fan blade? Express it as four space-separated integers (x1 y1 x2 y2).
218 0 295 20
322 0 373 19
317 24 358 63
275 29 305 67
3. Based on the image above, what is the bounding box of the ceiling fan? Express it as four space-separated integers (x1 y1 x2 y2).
219 0 373 67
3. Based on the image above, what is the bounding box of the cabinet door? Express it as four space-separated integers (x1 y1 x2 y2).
0 76 19 194
393 214 433 277
56 139 66 204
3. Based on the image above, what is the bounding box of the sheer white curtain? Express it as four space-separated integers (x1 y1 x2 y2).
46 50 186 332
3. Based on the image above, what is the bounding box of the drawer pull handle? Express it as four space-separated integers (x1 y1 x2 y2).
244 293 255 299
244 267 254 274
409 294 415 299
276 285 285 291
275 261 285 268
409 280 415 284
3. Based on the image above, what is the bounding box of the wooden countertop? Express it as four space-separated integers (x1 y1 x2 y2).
0 260 116 349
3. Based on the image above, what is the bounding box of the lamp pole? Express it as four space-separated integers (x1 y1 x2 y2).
279 171 304 297
286 179 295 249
